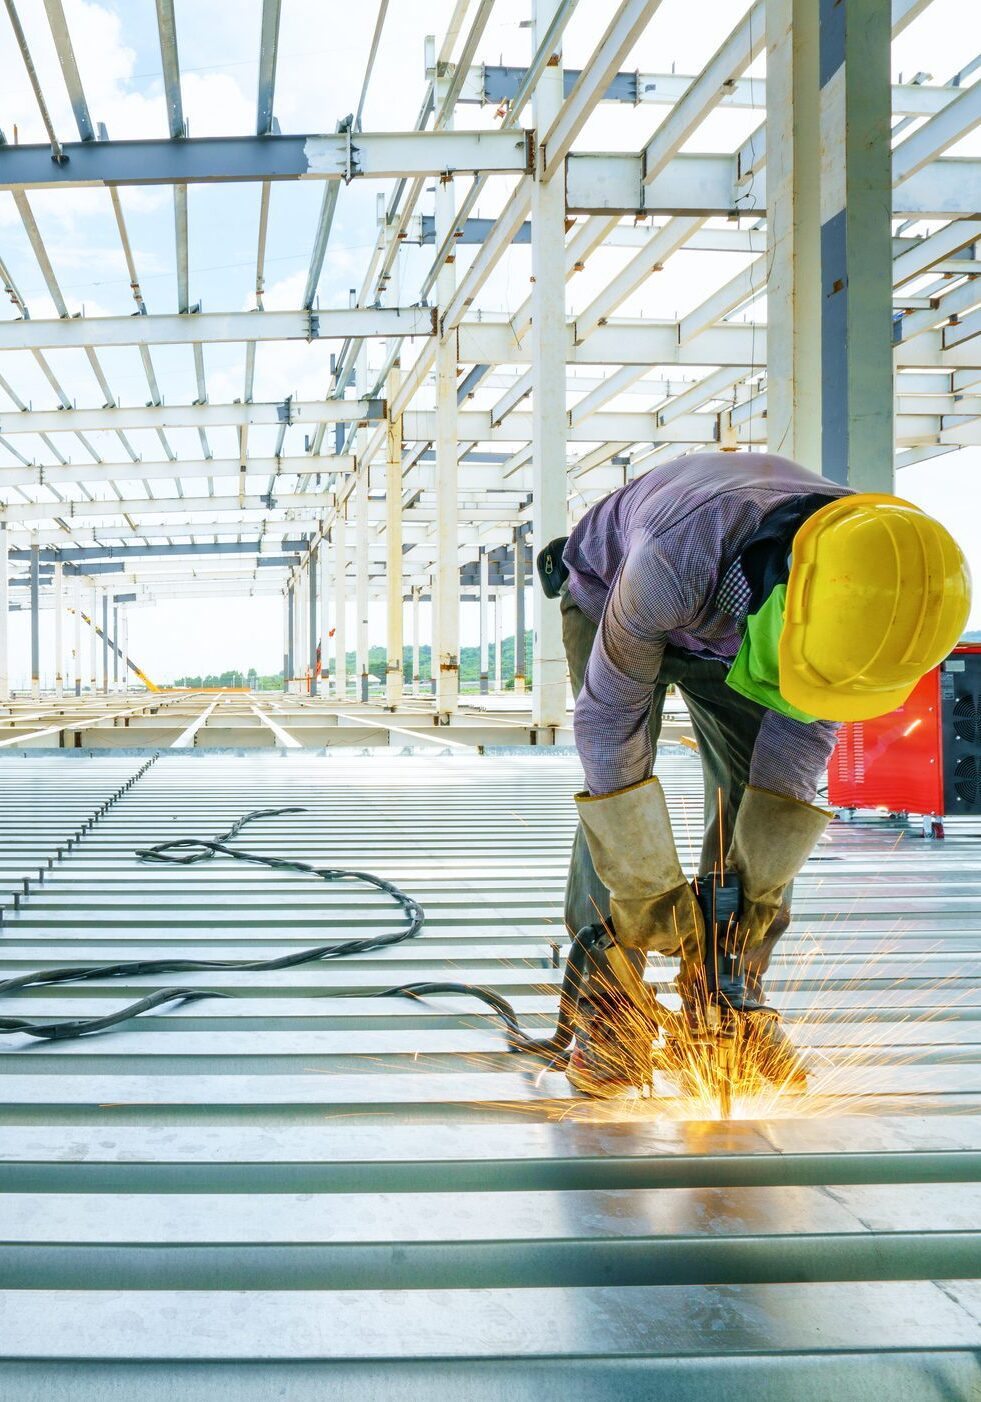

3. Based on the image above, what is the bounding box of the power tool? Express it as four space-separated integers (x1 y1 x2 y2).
686 869 745 1118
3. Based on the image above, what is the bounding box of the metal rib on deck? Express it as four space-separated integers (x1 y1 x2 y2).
0 750 978 1396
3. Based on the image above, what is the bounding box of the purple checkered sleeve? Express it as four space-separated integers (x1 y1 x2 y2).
573 540 839 805
574 541 695 794
750 712 840 803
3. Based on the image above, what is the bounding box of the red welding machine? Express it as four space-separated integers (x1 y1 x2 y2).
827 644 981 835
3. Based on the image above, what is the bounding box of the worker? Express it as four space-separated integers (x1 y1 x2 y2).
538 451 971 1097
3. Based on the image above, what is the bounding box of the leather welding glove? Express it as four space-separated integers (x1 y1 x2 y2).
726 785 831 950
575 777 704 956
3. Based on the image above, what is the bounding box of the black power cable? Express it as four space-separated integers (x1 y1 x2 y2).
0 807 618 1061
0 807 427 1041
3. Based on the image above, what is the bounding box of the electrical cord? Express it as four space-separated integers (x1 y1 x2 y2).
0 807 428 1041
0 805 593 1057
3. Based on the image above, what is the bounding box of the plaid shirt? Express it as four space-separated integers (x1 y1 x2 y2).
564 451 852 803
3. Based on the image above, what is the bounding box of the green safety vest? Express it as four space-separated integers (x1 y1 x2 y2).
724 583 819 723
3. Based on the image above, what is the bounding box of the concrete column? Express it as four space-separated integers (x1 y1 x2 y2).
73 575 82 696
89 584 97 694
411 585 421 696
112 602 119 687
513 533 526 693
333 517 348 700
319 534 330 693
434 68 459 719
308 543 318 697
478 548 489 694
385 365 404 709
766 0 822 470
101 592 109 694
493 590 503 692
53 561 64 697
530 0 568 727
30 536 40 699
819 0 893 489
0 524 9 702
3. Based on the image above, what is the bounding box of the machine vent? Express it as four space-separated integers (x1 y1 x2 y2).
953 755 979 806
953 692 981 747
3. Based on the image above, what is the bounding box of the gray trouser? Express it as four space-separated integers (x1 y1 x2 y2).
561 589 789 997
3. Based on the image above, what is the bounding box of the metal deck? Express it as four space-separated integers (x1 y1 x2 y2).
0 750 978 1397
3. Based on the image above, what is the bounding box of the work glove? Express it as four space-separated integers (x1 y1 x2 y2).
725 785 831 949
575 777 704 956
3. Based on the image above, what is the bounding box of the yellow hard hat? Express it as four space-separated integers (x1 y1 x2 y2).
780 493 972 722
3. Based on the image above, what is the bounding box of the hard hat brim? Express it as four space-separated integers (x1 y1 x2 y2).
778 672 917 724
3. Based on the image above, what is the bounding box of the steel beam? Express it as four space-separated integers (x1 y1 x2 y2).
565 151 981 218
0 309 434 352
0 130 532 189
540 0 660 180
642 1 765 184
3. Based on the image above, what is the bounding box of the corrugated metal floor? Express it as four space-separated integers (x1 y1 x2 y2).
0 750 978 1398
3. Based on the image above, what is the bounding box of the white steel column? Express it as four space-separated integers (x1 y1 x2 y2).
354 321 370 703
513 532 526 694
319 533 330 693
385 364 404 708
53 560 64 698
478 547 489 695
282 588 290 691
818 0 893 488
286 577 295 684
120 605 129 692
308 542 318 697
411 585 421 696
355 465 370 701
298 562 309 689
493 590 503 692
101 591 109 694
73 575 82 696
89 583 97 694
530 0 568 727
0 524 8 702
766 0 821 470
434 59 459 720
333 516 348 700
29 536 40 699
